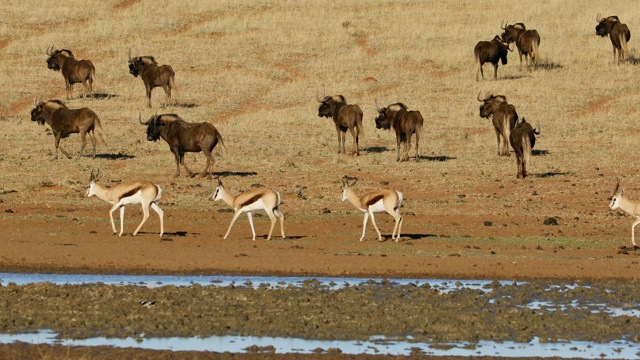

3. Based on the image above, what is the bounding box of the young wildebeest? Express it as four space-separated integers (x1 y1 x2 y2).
609 178 640 245
316 94 364 155
474 35 513 81
86 169 164 237
374 101 424 162
500 21 541 71
129 50 176 108
140 114 224 178
509 118 539 179
477 92 518 156
211 179 285 241
595 15 631 65
340 176 403 242
46 46 96 100
30 99 107 159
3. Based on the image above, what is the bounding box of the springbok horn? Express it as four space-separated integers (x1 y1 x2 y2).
613 178 621 195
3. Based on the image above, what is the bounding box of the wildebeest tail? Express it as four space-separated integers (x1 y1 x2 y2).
531 39 540 67
94 117 108 148
523 132 532 173
620 33 629 60
355 106 364 139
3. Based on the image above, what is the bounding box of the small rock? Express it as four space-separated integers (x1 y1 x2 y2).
484 221 493 226
543 217 558 225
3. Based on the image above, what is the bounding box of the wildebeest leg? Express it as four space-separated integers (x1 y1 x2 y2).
171 148 181 177
396 133 402 161
200 147 214 178
414 131 420 162
518 50 524 71
403 134 412 162
179 152 195 178
494 128 501 156
88 130 97 158
335 127 342 154
54 133 72 159
492 63 499 80
476 62 484 81
78 131 88 158
66 80 72 100
146 84 153 108
348 126 359 155
162 84 172 106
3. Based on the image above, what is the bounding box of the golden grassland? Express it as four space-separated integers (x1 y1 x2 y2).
1 0 640 243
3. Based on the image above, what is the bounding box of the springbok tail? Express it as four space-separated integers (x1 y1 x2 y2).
154 185 163 203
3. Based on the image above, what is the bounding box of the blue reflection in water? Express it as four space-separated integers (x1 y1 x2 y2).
0 330 638 359
0 273 639 358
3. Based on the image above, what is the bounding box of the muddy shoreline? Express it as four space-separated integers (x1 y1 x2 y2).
2 280 639 344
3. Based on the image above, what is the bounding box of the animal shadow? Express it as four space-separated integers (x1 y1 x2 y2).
402 233 439 240
90 93 118 100
95 152 135 160
365 146 389 154
532 149 549 156
534 171 570 178
171 102 199 108
502 74 528 80
535 61 564 70
213 171 258 178
419 155 456 162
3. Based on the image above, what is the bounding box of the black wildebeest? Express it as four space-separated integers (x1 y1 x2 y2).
477 92 518 156
316 93 364 155
595 15 631 65
509 117 540 179
374 101 424 162
46 46 96 100
129 50 176 108
30 99 107 159
139 114 224 178
500 21 540 71
474 35 513 81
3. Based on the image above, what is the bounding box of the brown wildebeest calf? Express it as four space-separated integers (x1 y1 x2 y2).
30 99 107 159
374 102 424 162
509 117 540 179
129 50 176 108
477 92 518 156
46 46 96 100
316 94 364 155
140 114 225 178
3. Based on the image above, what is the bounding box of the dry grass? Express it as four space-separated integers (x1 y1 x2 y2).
1 0 640 242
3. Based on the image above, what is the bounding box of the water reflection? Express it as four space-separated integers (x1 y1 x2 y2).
0 330 638 358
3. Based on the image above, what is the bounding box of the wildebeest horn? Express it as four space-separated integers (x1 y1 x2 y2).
315 88 325 103
46 45 54 55
375 99 382 112
138 113 151 125
500 20 507 30
506 42 514 52
477 91 484 102
596 13 601 22
128 48 132 61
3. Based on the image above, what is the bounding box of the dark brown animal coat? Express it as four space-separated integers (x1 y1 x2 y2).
474 35 512 81
596 15 631 65
501 22 541 71
141 114 224 178
509 117 539 179
375 102 424 162
129 55 176 108
30 100 106 159
477 93 518 156
317 95 364 155
46 47 95 100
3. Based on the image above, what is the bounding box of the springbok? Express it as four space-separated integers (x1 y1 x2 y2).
610 178 640 245
211 179 285 241
86 169 164 237
340 177 403 242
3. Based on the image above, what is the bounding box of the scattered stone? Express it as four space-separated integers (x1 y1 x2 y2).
544 217 559 225
484 221 493 226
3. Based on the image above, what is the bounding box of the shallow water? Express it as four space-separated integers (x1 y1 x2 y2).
0 273 639 359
